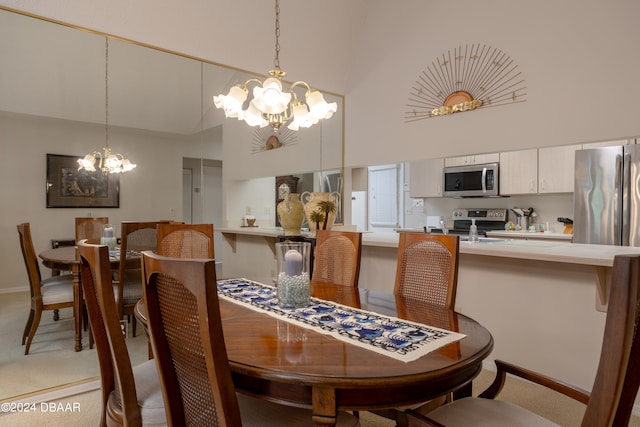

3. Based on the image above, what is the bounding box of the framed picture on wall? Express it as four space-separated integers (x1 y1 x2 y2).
46 153 120 208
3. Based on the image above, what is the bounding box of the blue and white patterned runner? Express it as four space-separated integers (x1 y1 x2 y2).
217 278 466 363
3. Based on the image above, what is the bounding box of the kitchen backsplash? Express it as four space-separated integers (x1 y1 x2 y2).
405 193 573 233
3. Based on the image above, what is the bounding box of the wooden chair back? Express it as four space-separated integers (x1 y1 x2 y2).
394 233 459 309
156 223 214 259
117 220 169 336
584 254 640 426
312 230 362 287
141 251 243 426
78 239 140 427
75 217 109 243
17 223 44 301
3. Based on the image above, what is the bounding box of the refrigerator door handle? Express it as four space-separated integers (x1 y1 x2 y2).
622 152 631 246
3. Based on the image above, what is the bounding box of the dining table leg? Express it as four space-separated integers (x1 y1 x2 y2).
312 386 338 426
72 264 83 351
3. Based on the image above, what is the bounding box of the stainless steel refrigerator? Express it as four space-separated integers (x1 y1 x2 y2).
573 144 640 246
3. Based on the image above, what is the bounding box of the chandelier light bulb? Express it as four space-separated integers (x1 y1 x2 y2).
306 90 337 120
213 86 247 118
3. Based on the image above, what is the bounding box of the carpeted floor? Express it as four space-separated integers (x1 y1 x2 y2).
3 368 640 426
0 291 148 400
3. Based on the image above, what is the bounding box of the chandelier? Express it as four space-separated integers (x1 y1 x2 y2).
78 38 136 174
214 0 337 132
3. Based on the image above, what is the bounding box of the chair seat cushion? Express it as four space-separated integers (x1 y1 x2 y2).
40 279 74 305
41 274 74 287
133 359 167 425
109 359 167 426
237 393 360 426
426 397 560 427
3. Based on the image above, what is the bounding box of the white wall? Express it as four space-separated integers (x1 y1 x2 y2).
345 1 640 167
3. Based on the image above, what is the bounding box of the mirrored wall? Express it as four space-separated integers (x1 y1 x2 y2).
0 6 343 398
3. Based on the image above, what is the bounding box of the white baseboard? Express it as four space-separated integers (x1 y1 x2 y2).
0 378 100 405
0 287 28 295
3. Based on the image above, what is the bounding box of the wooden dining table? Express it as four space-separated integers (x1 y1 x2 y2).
39 245 140 352
135 280 494 426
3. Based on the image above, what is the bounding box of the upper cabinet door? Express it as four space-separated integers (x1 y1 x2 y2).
499 149 538 195
444 153 499 167
409 158 444 198
538 144 581 193
581 139 634 149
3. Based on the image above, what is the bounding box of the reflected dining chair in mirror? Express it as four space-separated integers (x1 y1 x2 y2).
156 223 214 259
75 216 109 243
312 230 362 287
405 254 640 427
77 240 166 427
140 251 360 427
16 223 74 355
372 233 460 425
118 221 169 337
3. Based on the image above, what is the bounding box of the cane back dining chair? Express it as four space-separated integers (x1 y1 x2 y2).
405 253 640 427
156 223 214 259
17 223 75 355
118 221 169 337
141 251 360 427
78 240 166 427
370 233 460 425
75 216 109 243
312 230 362 287
394 233 460 309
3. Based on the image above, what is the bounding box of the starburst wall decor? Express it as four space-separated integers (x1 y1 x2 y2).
252 126 298 153
405 44 526 122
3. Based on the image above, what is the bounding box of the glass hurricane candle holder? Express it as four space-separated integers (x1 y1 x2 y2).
275 241 311 308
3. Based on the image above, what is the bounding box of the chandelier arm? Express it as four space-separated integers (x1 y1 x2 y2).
289 81 313 97
240 78 266 90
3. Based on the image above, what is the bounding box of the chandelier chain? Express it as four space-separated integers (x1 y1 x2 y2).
274 0 280 71
104 37 109 148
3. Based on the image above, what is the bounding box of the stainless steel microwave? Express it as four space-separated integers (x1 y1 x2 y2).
442 162 499 197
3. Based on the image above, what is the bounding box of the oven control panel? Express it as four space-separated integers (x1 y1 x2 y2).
451 208 507 222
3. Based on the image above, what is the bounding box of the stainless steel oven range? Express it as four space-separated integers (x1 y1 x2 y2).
432 208 507 237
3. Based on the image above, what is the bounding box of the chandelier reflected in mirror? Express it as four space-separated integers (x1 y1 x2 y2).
214 0 337 132
78 38 136 174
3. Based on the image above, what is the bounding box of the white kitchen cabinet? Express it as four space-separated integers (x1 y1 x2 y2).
581 139 635 149
538 144 581 193
409 158 444 197
444 152 499 167
499 149 538 195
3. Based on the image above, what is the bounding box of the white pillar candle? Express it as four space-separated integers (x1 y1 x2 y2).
284 249 303 276
103 227 114 238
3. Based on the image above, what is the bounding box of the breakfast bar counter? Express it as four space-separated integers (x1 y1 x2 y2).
220 226 640 267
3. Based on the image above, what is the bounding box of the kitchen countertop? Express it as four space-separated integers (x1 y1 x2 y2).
486 230 573 240
218 227 640 268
